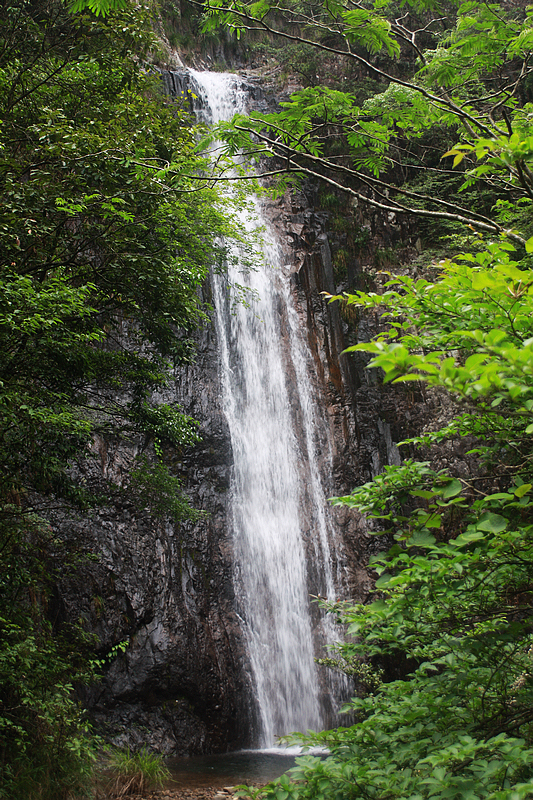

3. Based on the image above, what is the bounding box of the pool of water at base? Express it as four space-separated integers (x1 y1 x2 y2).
165 750 301 789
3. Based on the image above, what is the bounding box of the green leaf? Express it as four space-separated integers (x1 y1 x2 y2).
417 511 442 528
375 573 393 588
407 531 437 547
476 512 508 533
441 479 463 499
453 529 485 545
453 152 465 167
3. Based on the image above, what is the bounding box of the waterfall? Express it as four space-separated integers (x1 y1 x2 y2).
190 70 343 748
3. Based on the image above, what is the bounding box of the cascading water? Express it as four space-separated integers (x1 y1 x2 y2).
190 70 344 748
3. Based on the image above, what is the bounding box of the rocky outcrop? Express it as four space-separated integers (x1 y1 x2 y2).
52 305 255 754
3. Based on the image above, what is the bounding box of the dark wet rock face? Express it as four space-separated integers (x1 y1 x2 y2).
53 307 253 754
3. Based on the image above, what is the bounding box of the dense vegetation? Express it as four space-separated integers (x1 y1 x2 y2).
203 1 533 798
0 0 246 795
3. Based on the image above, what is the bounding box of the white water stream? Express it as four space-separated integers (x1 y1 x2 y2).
190 71 343 747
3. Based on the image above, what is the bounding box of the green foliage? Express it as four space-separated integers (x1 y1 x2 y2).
0 0 245 509
127 456 205 522
201 0 533 243
0 0 244 795
103 746 171 797
0 513 99 799
338 242 533 447
232 239 533 799
0 625 97 799
67 0 128 15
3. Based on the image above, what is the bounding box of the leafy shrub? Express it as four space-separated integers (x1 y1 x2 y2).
235 241 533 799
0 0 244 794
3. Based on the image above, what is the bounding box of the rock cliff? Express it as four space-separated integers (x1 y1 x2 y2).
51 67 438 755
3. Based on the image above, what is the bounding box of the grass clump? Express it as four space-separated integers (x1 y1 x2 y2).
103 747 170 798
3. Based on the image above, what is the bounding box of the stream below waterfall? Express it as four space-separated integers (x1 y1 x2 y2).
189 69 346 748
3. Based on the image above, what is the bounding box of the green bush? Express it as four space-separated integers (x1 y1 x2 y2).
236 242 533 799
0 0 244 794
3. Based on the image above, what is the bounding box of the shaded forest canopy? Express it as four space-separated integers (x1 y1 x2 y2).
0 0 249 794
1 0 533 798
